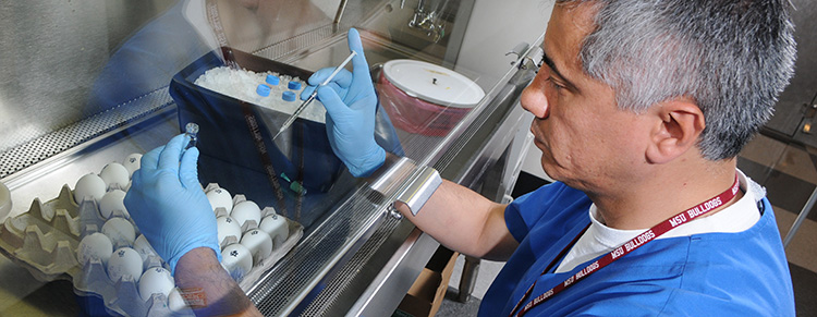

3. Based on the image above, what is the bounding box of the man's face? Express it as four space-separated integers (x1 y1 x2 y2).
521 3 654 192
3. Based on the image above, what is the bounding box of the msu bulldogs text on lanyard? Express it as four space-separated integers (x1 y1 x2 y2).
509 174 741 317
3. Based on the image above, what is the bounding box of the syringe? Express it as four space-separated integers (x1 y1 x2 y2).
273 51 357 139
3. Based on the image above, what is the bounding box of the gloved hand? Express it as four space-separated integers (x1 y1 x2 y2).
124 133 221 274
301 28 385 177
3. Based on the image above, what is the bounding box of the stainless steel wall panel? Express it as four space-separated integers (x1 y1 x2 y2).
0 1 108 152
0 1 178 154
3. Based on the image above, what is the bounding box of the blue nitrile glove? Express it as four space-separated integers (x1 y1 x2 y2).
301 28 386 177
124 134 221 274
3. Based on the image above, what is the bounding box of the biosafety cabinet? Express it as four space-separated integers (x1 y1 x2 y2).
0 1 547 315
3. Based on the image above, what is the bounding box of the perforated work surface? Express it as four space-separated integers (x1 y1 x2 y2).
0 88 173 179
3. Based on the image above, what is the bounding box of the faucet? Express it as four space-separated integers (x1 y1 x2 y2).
408 0 445 42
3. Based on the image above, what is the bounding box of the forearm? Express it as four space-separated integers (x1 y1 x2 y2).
395 179 519 261
174 247 262 317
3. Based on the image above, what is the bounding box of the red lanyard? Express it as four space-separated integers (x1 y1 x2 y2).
509 174 740 317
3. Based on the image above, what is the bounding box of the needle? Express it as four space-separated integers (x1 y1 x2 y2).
274 51 357 139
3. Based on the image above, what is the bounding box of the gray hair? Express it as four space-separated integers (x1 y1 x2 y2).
557 0 797 160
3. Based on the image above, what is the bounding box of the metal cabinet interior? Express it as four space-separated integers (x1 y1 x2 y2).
0 1 175 155
0 0 544 315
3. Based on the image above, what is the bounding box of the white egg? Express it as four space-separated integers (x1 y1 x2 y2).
206 187 233 214
259 214 289 249
230 200 261 228
221 244 253 281
108 247 144 283
77 232 113 266
123 153 142 178
168 288 190 312
133 234 159 261
74 173 107 204
240 229 273 264
99 189 130 219
102 217 136 248
139 267 174 302
100 162 130 190
216 216 242 247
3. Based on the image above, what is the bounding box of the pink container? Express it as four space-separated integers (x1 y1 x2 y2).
377 60 485 136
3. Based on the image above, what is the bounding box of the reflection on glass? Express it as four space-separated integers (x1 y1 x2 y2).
0 0 540 315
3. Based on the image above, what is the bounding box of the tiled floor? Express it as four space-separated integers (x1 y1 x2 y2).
739 134 817 316
438 133 817 316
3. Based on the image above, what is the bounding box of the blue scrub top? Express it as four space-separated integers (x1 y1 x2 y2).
479 182 795 316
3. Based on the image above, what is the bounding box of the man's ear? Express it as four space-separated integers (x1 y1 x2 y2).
645 99 705 164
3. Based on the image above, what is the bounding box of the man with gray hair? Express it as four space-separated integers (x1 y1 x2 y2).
125 0 797 315
304 0 796 315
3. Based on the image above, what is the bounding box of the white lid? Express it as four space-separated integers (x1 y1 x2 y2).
382 60 485 108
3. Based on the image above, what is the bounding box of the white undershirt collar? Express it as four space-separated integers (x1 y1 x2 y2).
555 170 761 273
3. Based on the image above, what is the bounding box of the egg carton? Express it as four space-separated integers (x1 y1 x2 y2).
0 182 303 316
0 185 82 281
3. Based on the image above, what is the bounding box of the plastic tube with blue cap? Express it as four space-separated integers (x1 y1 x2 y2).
274 51 357 139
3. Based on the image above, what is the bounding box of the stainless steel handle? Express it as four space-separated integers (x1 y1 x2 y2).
395 165 442 216
0 181 10 220
368 156 442 218
505 42 531 61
